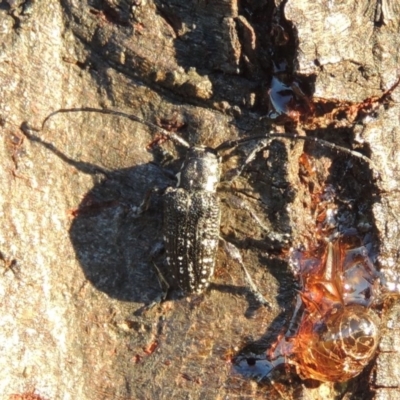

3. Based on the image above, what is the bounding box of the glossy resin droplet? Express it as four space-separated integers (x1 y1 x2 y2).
292 304 380 382
272 236 381 382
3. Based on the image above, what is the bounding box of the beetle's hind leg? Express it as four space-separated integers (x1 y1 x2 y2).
221 239 271 308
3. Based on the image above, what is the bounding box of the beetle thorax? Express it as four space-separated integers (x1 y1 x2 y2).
176 147 221 192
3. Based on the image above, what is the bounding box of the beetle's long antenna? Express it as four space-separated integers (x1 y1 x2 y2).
42 108 378 172
216 133 377 172
42 107 191 149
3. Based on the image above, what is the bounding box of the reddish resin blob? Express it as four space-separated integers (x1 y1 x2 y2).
272 236 381 382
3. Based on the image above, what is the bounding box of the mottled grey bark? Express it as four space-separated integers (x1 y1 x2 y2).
1 0 399 399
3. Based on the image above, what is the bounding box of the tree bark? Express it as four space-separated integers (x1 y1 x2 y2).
1 0 400 399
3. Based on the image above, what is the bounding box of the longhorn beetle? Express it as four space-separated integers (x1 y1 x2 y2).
40 108 376 302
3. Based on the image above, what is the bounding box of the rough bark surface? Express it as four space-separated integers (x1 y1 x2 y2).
1 0 400 399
